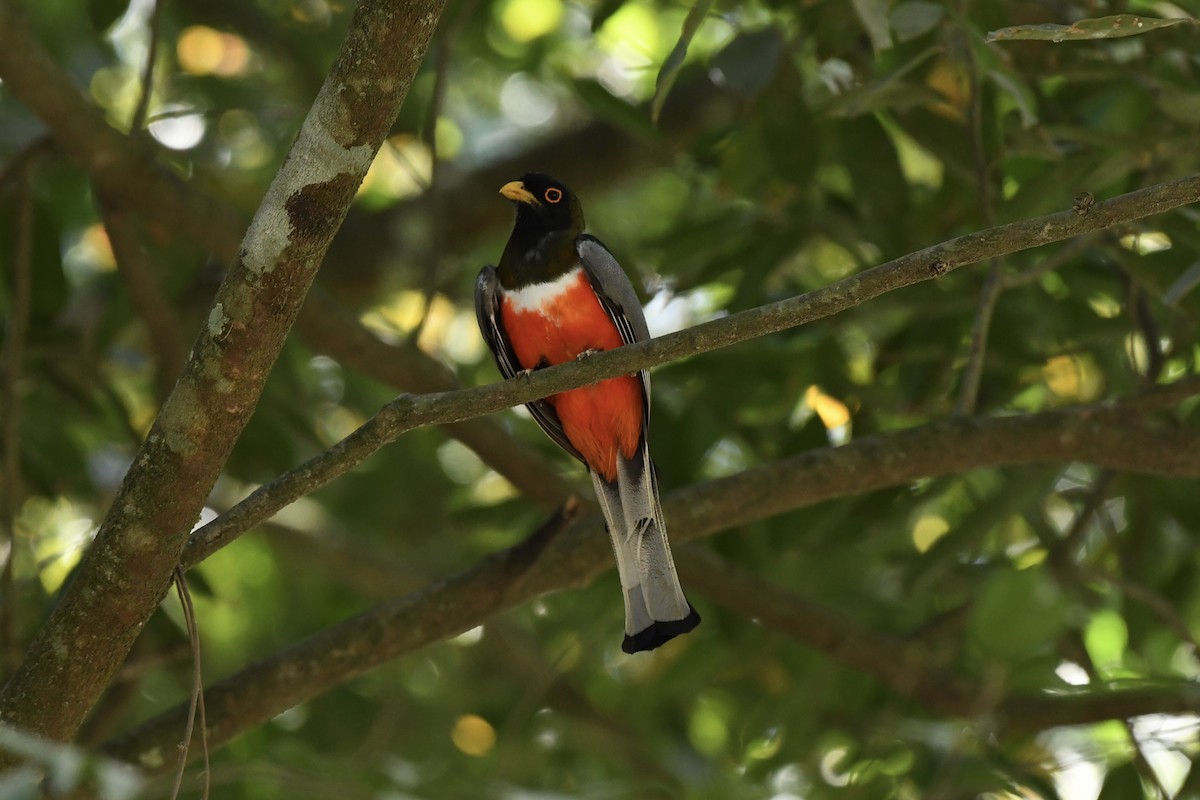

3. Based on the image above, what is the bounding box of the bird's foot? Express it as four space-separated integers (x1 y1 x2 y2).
575 348 601 362
520 357 551 380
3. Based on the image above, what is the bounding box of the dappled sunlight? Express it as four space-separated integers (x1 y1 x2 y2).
499 73 559 129
787 385 852 446
688 691 733 757
361 289 428 336
1120 230 1172 255
911 513 950 553
1042 354 1104 402
497 0 564 43
357 135 432 208
177 26 251 77
20 498 95 595
147 103 207 150
451 713 497 756
4 0 1200 795
361 291 486 364
62 223 117 281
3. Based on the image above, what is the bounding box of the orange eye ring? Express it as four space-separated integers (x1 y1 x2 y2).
544 187 563 204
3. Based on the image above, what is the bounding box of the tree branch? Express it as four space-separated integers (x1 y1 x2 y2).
0 0 575 510
186 178 1200 565
680 547 1200 740
675 547 977 714
295 289 575 509
997 684 1200 733
955 24 1005 416
0 0 445 748
109 390 1200 770
0 3 244 260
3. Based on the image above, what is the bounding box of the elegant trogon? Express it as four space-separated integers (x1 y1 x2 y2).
475 173 700 653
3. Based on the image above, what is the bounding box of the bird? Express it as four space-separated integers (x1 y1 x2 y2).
475 173 700 653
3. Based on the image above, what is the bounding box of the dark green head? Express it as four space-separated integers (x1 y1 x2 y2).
497 173 585 286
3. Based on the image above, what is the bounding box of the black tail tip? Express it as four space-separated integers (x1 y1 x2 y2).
622 606 701 654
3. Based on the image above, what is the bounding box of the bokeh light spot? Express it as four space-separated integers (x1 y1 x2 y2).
911 514 950 553
451 714 496 756
499 0 564 43
499 73 558 128
177 25 250 77
357 135 431 208
597 1 660 57
148 104 207 150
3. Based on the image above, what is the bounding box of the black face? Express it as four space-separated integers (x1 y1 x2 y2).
497 172 587 283
509 173 582 234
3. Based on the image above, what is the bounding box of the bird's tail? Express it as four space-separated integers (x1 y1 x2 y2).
591 444 700 653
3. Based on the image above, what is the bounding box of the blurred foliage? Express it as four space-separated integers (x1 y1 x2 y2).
3 0 1200 798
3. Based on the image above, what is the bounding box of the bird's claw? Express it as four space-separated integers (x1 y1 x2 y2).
575 348 601 362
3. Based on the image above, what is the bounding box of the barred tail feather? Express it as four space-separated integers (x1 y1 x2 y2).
591 445 700 653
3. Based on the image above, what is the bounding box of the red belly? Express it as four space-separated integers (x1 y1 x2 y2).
500 271 643 482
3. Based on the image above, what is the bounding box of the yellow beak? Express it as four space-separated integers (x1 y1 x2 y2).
499 180 539 205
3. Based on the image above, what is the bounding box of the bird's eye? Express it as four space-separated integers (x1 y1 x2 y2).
544 188 563 204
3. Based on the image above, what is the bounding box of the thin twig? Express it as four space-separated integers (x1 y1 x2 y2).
1076 565 1200 657
109 390 1200 768
1001 233 1100 289
410 0 475 343
77 639 193 747
494 496 582 598
0 138 55 194
956 265 1005 414
130 0 165 132
168 567 209 800
485 621 681 789
180 171 1200 568
0 154 39 676
297 289 574 509
100 197 187 399
181 372 1200 572
1038 467 1200 655
1055 471 1116 561
1037 472 1168 798
1127 278 1166 385
677 547 979 713
1067 631 1168 799
955 23 1004 416
407 41 450 344
0 0 448 752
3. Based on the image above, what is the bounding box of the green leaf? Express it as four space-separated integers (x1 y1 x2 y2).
742 725 784 762
1083 609 1128 672
650 0 715 124
852 0 894 52
889 1 944 42
986 15 1196 43
969 565 1071 660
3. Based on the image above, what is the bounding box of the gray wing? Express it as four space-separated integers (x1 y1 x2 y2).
577 235 650 342
474 265 585 464
576 235 652 417
577 238 698 651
